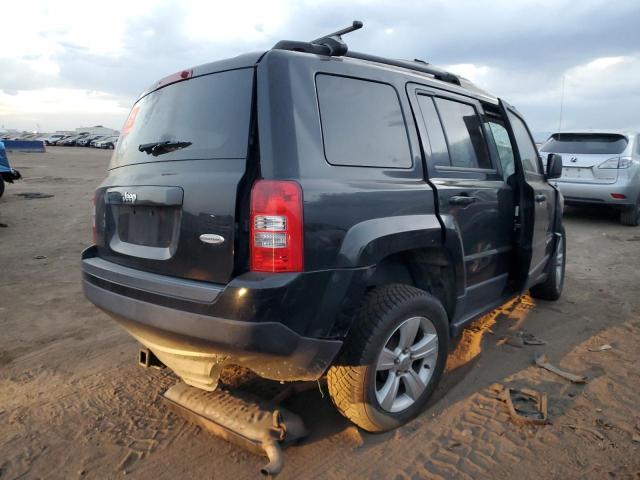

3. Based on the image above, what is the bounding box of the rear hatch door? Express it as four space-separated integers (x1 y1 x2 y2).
95 67 254 284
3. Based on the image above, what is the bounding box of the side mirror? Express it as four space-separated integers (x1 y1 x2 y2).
546 153 562 180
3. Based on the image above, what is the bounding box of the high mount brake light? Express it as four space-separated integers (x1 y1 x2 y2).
155 69 193 89
250 180 304 272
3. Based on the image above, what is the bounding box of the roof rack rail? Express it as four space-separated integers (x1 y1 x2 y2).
271 21 461 86
345 51 461 85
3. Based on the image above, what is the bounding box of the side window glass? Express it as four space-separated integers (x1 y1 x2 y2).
487 121 515 179
416 95 450 168
507 111 541 175
316 74 412 168
434 98 492 169
636 137 640 155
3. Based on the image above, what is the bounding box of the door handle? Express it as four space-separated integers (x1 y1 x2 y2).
535 194 547 203
449 195 477 206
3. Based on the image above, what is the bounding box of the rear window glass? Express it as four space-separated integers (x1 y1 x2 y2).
540 133 628 155
110 68 253 168
316 74 411 168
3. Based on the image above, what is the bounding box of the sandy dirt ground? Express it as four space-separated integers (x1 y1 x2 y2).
1 147 639 480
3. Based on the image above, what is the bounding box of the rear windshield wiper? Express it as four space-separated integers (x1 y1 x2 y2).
138 140 192 157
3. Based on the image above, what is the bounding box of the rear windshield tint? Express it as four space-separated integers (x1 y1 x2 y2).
540 133 628 155
110 68 253 168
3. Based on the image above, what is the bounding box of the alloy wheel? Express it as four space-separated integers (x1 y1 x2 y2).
375 316 439 413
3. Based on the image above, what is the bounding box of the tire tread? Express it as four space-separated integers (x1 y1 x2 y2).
530 226 566 301
620 204 639 226
327 284 443 432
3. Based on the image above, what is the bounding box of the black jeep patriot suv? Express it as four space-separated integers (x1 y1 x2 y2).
82 23 565 432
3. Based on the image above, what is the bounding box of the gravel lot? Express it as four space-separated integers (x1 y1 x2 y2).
1 147 639 479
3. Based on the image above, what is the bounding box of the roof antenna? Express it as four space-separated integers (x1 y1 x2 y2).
311 21 363 56
557 74 565 139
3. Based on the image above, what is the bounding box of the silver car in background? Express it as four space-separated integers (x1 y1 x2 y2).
540 130 640 225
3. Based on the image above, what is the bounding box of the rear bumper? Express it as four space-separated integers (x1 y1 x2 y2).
554 179 640 206
81 247 365 388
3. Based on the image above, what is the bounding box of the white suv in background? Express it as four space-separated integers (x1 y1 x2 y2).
540 130 640 225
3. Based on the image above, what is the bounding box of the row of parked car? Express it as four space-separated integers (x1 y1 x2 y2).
45 133 119 149
0 131 120 150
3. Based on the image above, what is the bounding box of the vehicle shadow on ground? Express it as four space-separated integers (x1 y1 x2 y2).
563 205 620 225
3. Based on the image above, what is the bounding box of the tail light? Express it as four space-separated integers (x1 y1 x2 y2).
250 180 304 272
598 157 633 169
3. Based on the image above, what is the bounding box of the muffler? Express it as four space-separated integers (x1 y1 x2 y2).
163 382 307 476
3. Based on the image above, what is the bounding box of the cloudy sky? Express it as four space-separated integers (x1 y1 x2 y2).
1 0 639 138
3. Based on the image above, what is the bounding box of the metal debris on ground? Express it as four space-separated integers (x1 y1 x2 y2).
588 344 612 352
15 192 54 199
595 418 614 430
497 330 546 348
534 353 588 384
502 335 524 348
501 386 549 425
33 255 47 260
522 332 546 345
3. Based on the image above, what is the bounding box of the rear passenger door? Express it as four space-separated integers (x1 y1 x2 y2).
409 86 515 321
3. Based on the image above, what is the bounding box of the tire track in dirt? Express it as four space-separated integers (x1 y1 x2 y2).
0 358 186 478
396 385 562 480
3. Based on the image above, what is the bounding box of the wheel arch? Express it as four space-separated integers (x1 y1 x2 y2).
327 215 465 338
366 247 457 321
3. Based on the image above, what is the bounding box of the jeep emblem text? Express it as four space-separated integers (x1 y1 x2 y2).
122 192 137 203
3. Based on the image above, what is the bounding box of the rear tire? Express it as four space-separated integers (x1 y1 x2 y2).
0 177 4 199
327 284 448 432
620 197 640 226
530 226 566 301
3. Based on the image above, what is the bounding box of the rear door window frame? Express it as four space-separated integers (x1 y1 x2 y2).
407 83 500 181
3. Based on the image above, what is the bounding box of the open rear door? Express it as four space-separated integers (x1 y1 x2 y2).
498 99 555 292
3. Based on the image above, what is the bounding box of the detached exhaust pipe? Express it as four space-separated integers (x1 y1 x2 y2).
261 436 284 476
163 382 307 476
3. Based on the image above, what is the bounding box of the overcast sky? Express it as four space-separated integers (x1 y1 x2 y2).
1 0 639 137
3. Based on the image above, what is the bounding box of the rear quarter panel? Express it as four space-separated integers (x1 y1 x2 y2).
256 50 445 271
